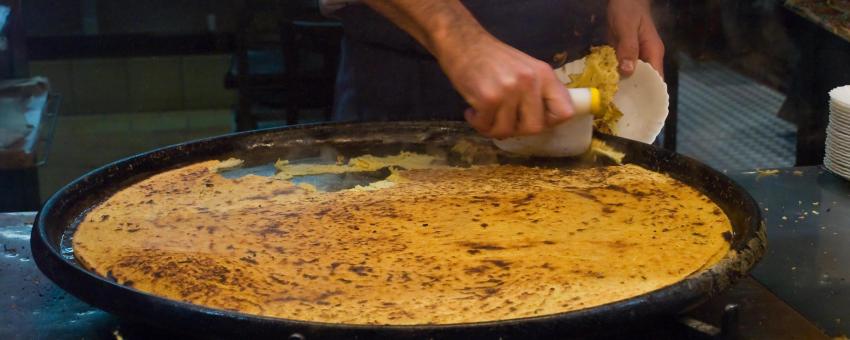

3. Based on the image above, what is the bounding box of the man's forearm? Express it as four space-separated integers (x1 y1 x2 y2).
360 0 491 59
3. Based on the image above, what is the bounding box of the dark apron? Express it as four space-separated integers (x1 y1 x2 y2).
333 0 606 122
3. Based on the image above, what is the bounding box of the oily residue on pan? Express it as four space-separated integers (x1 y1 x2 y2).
72 160 732 325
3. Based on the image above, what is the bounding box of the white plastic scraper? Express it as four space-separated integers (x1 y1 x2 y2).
493 88 600 157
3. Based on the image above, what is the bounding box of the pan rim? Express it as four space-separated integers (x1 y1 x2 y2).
31 121 766 336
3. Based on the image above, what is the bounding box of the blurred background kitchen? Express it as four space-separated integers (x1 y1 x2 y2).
0 0 848 212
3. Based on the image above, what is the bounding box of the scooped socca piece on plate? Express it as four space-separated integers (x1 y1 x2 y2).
495 46 669 157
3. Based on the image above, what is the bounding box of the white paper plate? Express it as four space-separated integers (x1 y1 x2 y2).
829 85 850 109
829 122 847 132
830 117 850 130
831 101 850 114
828 124 850 141
828 117 850 130
830 104 850 118
825 158 847 173
826 141 850 159
827 139 850 154
826 143 850 161
825 146 850 167
554 59 670 144
825 158 850 179
826 158 849 170
830 109 850 128
831 106 850 117
827 156 850 170
827 143 850 158
832 101 850 112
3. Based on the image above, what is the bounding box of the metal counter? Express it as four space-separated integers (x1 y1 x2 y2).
733 167 850 336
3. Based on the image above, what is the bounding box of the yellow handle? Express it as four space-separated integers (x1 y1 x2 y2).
566 88 602 115
589 87 601 114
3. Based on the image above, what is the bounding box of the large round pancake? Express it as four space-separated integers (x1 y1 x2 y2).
72 160 731 325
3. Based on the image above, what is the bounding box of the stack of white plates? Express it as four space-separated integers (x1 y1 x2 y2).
825 85 850 179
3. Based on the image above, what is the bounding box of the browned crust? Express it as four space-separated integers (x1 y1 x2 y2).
73 161 732 325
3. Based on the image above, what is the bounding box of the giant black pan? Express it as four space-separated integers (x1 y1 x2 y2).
31 121 766 339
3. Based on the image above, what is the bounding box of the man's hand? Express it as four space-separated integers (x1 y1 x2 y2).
361 0 574 139
607 0 665 76
437 35 575 139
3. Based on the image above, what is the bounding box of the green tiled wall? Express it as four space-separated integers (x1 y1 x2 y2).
29 55 236 115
